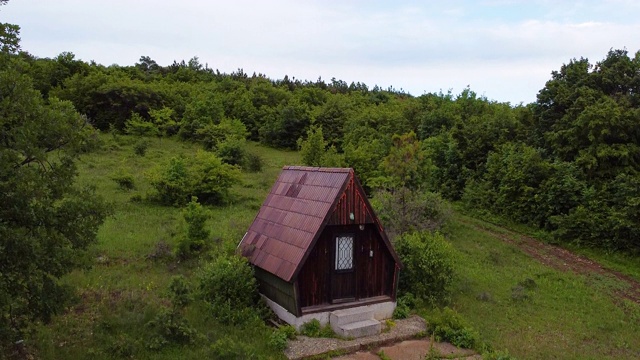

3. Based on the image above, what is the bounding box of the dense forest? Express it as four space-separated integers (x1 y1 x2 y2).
16 48 639 250
2 2 640 357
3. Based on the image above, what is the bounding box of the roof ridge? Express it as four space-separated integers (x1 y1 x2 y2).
282 166 352 173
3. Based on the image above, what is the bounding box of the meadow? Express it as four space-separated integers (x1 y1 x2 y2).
32 135 640 359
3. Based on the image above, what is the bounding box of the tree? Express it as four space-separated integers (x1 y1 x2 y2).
298 125 326 167
259 97 311 149
148 151 241 206
0 20 19 54
178 89 224 140
149 106 178 136
125 112 159 137
0 53 109 349
136 55 160 78
381 131 425 189
176 197 211 258
0 1 19 60
533 49 640 179
395 231 455 305
313 95 350 149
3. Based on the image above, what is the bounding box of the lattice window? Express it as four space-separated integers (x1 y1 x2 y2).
335 235 354 270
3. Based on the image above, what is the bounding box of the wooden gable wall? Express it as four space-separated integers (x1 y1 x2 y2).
327 174 375 226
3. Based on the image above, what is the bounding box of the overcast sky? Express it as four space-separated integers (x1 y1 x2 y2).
3 0 640 104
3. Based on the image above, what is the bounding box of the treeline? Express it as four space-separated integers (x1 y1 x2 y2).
16 49 640 252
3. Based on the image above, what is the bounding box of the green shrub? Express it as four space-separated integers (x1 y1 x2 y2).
299 319 321 337
393 293 416 319
243 152 264 172
144 275 199 350
428 307 480 349
111 171 135 190
146 308 199 350
299 319 336 338
197 255 260 325
298 125 326 167
168 275 192 309
372 188 451 239
268 330 288 351
279 324 297 340
216 137 246 166
148 151 241 206
196 118 248 150
125 113 159 137
176 197 210 259
395 231 455 305
321 145 346 167
133 139 149 156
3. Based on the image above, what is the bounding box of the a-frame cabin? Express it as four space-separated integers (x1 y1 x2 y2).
238 166 401 334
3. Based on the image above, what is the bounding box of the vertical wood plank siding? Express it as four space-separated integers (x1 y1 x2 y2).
298 225 395 308
328 177 375 225
356 225 395 298
254 266 298 315
297 231 331 307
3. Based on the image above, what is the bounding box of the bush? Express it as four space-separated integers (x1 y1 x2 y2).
197 255 260 325
278 324 297 340
133 139 149 156
216 137 246 166
298 125 326 167
268 330 288 351
168 275 192 309
392 293 416 319
243 152 264 172
145 275 200 350
148 151 241 206
395 231 455 305
125 113 159 137
299 319 336 338
429 307 480 350
372 188 451 240
146 308 199 350
176 197 210 259
196 118 248 150
111 171 135 190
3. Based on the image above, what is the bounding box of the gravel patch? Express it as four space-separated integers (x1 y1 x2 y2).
285 315 427 360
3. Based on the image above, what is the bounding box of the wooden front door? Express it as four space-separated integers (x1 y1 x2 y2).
331 233 356 302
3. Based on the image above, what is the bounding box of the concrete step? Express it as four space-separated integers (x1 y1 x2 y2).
330 307 375 327
333 319 381 338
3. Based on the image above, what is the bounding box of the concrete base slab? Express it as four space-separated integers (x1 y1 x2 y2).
262 294 395 331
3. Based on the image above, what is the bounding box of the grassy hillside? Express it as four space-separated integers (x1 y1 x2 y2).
32 135 299 359
31 135 640 359
432 215 640 359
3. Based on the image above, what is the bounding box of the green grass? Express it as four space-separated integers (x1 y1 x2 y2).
30 134 640 359
429 213 640 359
31 135 300 360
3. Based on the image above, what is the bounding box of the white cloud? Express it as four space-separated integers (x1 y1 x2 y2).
3 0 640 104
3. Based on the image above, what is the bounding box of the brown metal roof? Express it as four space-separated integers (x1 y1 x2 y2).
239 166 400 282
238 166 402 281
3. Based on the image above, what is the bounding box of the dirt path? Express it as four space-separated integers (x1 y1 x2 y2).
462 218 640 305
